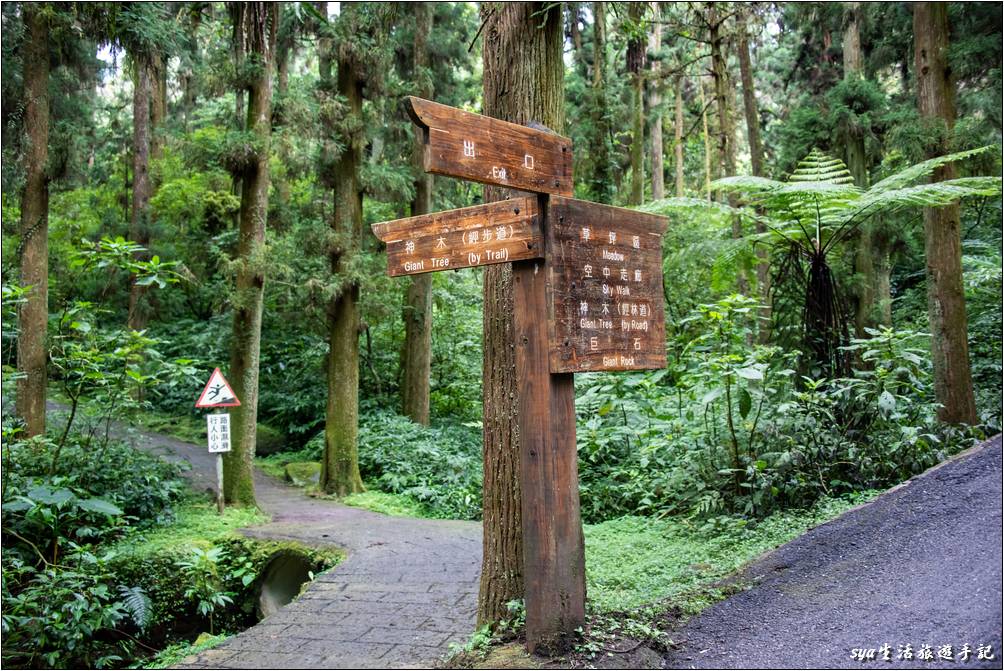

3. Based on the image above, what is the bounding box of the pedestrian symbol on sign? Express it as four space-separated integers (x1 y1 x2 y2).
195 368 241 408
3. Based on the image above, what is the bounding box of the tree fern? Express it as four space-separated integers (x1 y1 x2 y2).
680 147 1001 376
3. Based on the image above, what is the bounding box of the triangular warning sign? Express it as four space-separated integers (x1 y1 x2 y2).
195 368 241 408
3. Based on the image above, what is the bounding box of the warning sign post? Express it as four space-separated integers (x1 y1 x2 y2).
196 368 240 514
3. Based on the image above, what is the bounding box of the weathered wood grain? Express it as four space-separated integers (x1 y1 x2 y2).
407 97 573 197
371 197 542 277
514 230 586 651
546 196 669 373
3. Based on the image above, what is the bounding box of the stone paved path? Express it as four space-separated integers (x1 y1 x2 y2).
114 421 483 669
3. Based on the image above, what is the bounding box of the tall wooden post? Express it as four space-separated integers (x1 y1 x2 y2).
513 196 586 654
374 96 666 656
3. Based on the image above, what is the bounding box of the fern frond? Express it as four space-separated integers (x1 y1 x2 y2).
711 176 786 194
119 585 152 631
853 177 1002 215
869 145 994 192
788 149 855 184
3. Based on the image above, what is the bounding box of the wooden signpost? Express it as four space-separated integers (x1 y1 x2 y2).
373 97 669 653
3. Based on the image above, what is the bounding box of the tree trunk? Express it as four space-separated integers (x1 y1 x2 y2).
180 8 202 130
568 3 585 78
401 2 434 426
128 55 153 333
699 74 712 200
845 1 875 338
591 2 612 204
224 2 279 506
479 2 576 631
150 51 167 160
674 76 684 196
648 2 663 201
321 4 365 496
737 9 770 336
16 4 50 438
914 2 977 425
708 4 747 294
627 2 646 205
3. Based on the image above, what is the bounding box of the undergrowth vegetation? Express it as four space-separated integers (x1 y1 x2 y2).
0 426 338 669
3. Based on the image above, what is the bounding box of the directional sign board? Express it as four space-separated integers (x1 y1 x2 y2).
407 97 573 197
546 197 668 373
206 414 232 453
195 368 241 408
372 197 542 276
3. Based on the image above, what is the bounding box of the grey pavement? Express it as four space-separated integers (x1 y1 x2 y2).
662 435 1003 670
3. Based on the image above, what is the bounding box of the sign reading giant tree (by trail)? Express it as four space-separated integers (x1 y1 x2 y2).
546 197 667 373
372 197 542 276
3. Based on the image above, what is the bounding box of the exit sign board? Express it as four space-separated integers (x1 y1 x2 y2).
546 197 667 373
407 97 574 197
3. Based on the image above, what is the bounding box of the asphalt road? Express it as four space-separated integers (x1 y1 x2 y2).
663 435 1003 670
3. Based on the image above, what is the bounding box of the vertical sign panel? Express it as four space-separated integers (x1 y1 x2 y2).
546 197 668 373
207 414 232 453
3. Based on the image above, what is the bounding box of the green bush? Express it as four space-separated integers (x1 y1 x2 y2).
1 552 147 669
574 298 981 522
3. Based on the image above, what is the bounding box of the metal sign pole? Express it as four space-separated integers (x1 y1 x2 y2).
216 410 225 515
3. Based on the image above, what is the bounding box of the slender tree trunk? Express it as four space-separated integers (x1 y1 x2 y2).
181 9 202 130
699 74 712 200
737 9 770 337
321 4 365 496
627 2 646 205
16 5 50 438
591 2 612 203
648 2 664 201
708 4 747 293
401 2 434 426
128 56 153 333
150 52 167 160
272 5 294 232
568 2 585 78
224 2 279 506
478 2 575 630
843 1 877 338
914 2 977 425
674 76 684 196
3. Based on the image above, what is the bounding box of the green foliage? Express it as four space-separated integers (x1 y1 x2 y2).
3 435 185 563
1 431 186 669
176 547 234 634
575 296 980 521
582 492 878 613
341 490 432 518
1 553 139 669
